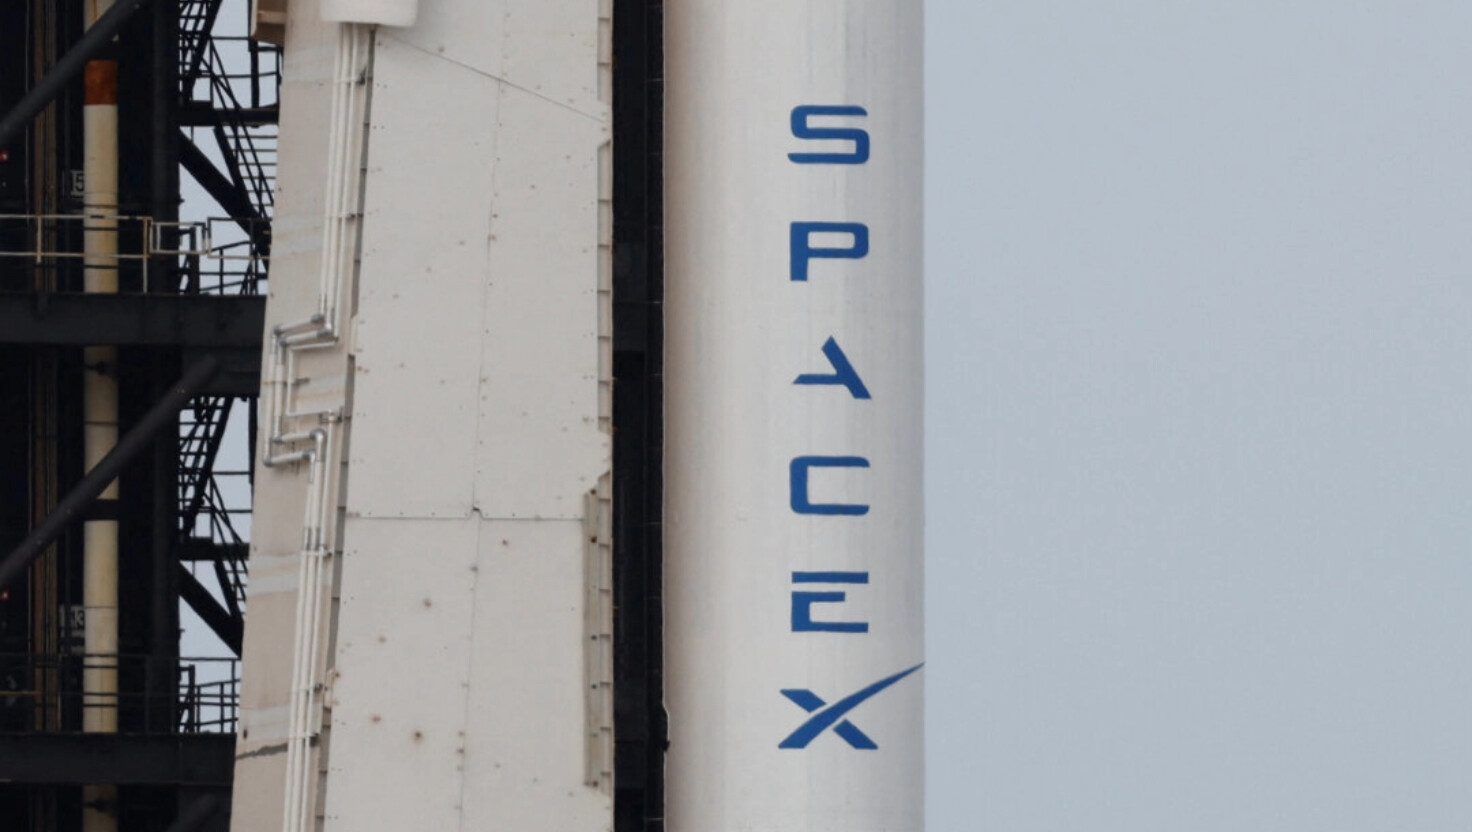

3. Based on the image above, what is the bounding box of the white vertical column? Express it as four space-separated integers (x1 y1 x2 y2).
664 1 925 830
81 3 121 831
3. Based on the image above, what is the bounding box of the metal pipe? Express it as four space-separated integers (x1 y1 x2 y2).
263 450 313 467
0 0 152 151
305 428 327 547
273 314 326 336
278 327 336 347
275 30 372 831
81 26 123 832
82 53 122 743
81 10 123 831
0 355 223 592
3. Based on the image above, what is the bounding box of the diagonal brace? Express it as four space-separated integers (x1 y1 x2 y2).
0 356 222 593
178 564 243 655
0 0 153 149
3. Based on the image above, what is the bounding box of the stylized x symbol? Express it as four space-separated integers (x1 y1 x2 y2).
779 663 924 750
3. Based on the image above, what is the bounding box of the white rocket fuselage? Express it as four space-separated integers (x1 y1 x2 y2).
665 1 925 829
233 1 920 829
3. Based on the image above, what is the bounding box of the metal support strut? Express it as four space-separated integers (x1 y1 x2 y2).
0 0 153 150
0 355 222 591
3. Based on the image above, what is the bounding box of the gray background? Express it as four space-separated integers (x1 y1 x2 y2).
926 3 1472 830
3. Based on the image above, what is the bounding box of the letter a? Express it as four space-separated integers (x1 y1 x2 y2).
794 337 872 399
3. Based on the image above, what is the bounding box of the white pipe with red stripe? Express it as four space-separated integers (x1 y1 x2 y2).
81 5 120 831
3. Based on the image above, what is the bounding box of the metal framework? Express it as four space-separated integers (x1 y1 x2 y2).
1 1 668 829
0 0 277 828
611 1 667 829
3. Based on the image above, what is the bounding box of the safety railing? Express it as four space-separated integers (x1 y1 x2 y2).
0 652 239 735
0 213 265 295
187 34 282 114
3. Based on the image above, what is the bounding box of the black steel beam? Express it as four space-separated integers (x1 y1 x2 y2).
178 105 278 127
178 131 259 224
0 733 235 786
164 795 225 832
178 563 243 655
177 539 250 562
0 356 222 593
186 346 262 396
0 291 264 348
151 358 184 728
150 0 185 735
178 132 270 251
0 0 154 150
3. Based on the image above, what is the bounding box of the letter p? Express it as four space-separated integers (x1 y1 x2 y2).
790 222 869 282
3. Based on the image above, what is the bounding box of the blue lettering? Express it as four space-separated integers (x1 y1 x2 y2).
791 571 870 633
793 571 870 584
795 337 871 399
789 105 870 164
779 664 924 750
790 222 868 282
790 456 870 516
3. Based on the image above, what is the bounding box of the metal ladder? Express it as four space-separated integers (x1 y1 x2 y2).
174 2 282 629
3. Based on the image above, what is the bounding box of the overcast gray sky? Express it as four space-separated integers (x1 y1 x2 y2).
926 3 1472 830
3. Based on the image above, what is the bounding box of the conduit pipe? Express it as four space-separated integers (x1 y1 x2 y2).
81 4 120 831
281 425 330 832
259 23 366 458
272 25 371 832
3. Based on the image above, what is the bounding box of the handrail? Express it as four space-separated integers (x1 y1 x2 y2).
0 652 239 734
0 212 266 295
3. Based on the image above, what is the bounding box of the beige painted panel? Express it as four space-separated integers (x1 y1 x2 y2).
345 32 501 519
380 0 606 117
238 2 612 831
321 517 479 831
461 519 611 830
375 0 507 83
474 86 610 519
502 0 608 116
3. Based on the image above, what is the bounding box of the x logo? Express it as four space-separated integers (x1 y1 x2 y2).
778 663 923 750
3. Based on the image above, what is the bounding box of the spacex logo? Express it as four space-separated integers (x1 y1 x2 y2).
779 105 921 751
779 664 924 750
